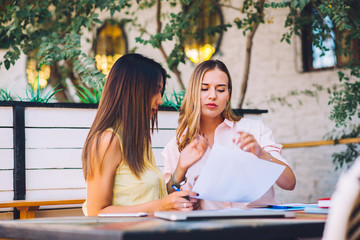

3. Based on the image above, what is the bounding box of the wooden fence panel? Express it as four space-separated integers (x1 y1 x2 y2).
25 128 89 149
0 128 13 149
157 111 179 128
0 169 14 201
26 149 82 169
25 108 96 127
0 149 13 169
0 171 13 191
26 169 86 190
0 107 13 126
152 148 164 168
151 130 176 148
0 192 13 202
0 129 13 200
26 189 86 201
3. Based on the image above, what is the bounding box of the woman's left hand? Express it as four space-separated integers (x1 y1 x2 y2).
233 131 296 191
233 131 265 158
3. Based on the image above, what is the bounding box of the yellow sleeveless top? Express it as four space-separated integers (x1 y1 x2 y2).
82 129 167 215
112 130 168 205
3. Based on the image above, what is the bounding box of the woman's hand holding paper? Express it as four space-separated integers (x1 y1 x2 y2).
233 131 267 158
233 131 296 190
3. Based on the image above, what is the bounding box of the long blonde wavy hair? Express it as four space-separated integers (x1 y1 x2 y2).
176 60 240 151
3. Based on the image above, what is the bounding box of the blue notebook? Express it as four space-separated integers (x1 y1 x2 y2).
304 205 329 214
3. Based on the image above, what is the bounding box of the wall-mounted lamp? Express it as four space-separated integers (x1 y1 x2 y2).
184 0 223 63
95 21 127 75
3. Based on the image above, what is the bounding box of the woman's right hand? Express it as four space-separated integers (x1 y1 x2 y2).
167 134 208 195
178 134 208 171
160 191 198 211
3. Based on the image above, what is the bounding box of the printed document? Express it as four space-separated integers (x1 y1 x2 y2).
192 144 285 202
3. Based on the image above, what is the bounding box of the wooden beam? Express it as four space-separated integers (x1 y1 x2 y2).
0 199 85 208
282 137 360 149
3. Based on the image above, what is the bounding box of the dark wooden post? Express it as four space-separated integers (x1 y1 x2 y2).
13 104 26 219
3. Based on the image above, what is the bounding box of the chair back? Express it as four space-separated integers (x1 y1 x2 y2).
323 157 360 240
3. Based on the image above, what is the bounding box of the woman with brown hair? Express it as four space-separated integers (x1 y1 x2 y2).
82 53 197 216
162 59 296 210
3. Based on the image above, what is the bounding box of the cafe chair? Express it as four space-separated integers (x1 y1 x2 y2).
322 156 360 240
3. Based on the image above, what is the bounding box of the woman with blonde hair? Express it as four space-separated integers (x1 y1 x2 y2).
82 53 197 216
162 59 296 210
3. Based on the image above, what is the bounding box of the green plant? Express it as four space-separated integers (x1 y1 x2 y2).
0 88 14 101
161 90 185 110
22 79 62 103
0 1 128 101
75 84 103 104
325 124 360 170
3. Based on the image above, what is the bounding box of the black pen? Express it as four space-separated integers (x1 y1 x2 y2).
171 184 190 201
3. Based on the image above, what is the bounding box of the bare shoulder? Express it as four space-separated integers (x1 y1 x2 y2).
96 129 122 167
98 129 117 144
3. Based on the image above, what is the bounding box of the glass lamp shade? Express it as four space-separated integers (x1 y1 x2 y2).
185 43 216 63
95 21 127 75
183 0 222 63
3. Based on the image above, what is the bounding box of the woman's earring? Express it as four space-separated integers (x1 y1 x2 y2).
226 99 229 104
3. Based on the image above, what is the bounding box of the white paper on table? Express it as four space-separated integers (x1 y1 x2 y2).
192 144 286 202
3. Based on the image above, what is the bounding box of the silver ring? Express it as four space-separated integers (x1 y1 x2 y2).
183 203 186 208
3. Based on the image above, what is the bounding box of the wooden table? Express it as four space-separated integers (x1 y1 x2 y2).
0 212 326 240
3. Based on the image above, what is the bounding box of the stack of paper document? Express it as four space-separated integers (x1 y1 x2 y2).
317 197 331 208
192 144 285 202
304 204 329 214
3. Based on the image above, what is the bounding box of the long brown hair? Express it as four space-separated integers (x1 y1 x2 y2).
177 59 240 151
82 53 166 180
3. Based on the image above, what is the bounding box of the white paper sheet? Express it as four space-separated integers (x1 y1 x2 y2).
192 144 286 202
